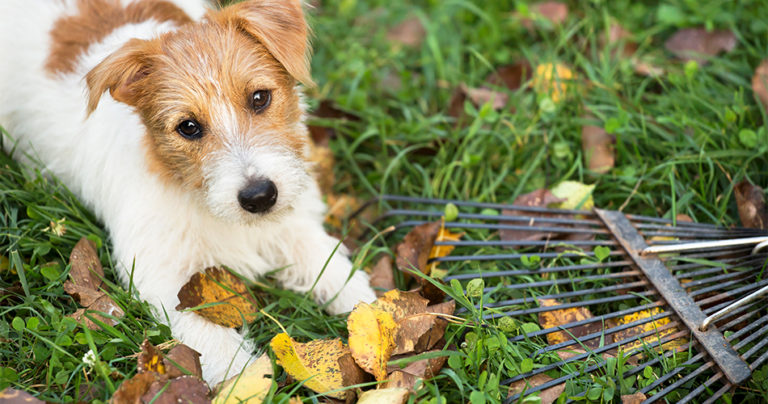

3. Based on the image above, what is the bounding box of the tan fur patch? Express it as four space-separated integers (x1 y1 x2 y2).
46 0 191 75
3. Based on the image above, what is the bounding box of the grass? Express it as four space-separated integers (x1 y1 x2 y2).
3 0 768 402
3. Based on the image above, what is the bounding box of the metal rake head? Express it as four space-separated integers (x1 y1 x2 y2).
354 195 768 403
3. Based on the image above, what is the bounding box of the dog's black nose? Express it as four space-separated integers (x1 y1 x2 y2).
238 179 278 213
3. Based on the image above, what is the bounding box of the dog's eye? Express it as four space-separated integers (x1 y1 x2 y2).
251 90 271 112
177 120 203 139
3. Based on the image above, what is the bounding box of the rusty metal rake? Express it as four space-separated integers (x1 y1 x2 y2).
354 195 768 403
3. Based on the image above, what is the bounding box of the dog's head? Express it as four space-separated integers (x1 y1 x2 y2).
86 0 315 223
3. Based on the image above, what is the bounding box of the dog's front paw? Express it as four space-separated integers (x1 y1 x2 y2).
322 270 377 315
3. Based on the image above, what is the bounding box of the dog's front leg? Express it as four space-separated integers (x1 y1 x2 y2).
130 268 254 386
276 224 376 314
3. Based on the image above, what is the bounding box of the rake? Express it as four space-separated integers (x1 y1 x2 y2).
353 194 768 403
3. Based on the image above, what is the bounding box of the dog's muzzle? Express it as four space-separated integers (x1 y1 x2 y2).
238 178 278 213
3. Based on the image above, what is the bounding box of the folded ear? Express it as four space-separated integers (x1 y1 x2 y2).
221 0 313 87
85 39 157 115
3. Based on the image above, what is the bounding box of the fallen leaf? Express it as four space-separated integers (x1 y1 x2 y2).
369 255 396 296
582 120 615 174
68 238 104 290
338 353 368 398
550 181 595 211
664 28 737 63
0 388 45 404
485 62 532 91
382 371 416 391
537 299 603 348
347 303 397 381
357 387 409 404
410 282 447 306
388 347 449 379
111 372 165 404
447 84 509 125
500 189 565 242
413 301 455 353
176 267 259 328
611 307 685 352
395 222 440 276
621 392 647 404
633 60 665 77
675 214 693 223
307 100 360 147
752 59 768 115
68 293 125 330
604 23 637 57
531 63 575 103
324 193 364 230
213 355 272 404
373 290 429 320
427 222 463 275
387 16 426 48
63 238 124 330
507 374 565 404
270 334 347 399
137 340 166 375
164 344 203 380
141 375 210 404
734 180 768 229
519 2 569 31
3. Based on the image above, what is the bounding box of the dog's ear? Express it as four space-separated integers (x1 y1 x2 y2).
85 39 157 115
222 0 313 87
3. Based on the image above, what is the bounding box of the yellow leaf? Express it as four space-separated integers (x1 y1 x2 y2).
214 355 273 404
270 334 347 399
347 303 397 381
537 299 602 349
612 308 686 352
175 267 259 328
531 63 575 103
427 220 463 274
550 181 595 211
357 387 409 404
373 289 429 321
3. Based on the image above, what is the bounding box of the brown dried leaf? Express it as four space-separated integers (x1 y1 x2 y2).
753 59 768 115
410 282 447 306
373 289 429 321
507 374 565 404
68 293 125 330
111 372 165 404
621 392 647 404
413 301 455 353
486 62 532 91
500 189 565 241
387 16 426 48
310 143 336 196
68 238 104 290
675 214 693 223
734 180 768 229
338 353 368 393
63 282 104 307
270 334 348 399
582 120 615 174
519 2 568 31
537 299 602 348
176 267 259 328
369 255 396 296
141 375 210 404
137 340 166 375
164 344 203 380
307 100 360 147
0 388 45 404
392 314 436 356
447 84 509 126
664 28 737 63
395 221 440 276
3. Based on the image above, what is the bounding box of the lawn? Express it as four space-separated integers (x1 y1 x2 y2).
2 0 768 403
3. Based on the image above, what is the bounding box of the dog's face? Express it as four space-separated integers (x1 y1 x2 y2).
86 0 315 223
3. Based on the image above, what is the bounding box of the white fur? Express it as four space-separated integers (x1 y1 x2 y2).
0 0 375 385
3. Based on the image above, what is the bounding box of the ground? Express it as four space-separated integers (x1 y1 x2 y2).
2 0 768 403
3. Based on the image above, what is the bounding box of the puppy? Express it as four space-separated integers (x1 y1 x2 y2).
0 0 376 385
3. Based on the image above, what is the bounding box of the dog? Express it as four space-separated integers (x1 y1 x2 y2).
0 0 376 385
